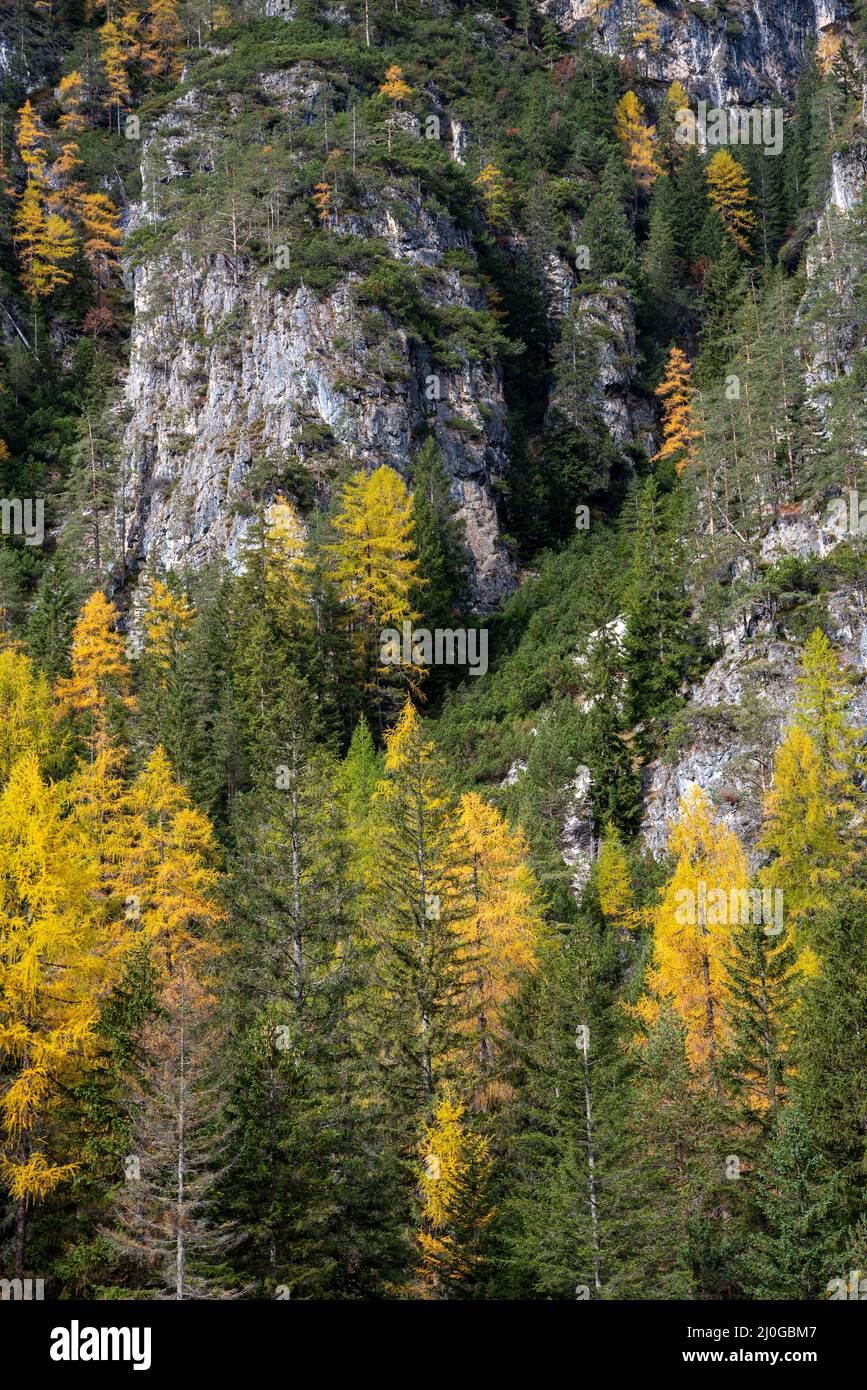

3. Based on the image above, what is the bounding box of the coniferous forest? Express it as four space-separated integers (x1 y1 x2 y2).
1 0 867 1314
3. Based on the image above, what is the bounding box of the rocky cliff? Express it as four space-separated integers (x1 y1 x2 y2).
120 60 515 611
542 0 850 103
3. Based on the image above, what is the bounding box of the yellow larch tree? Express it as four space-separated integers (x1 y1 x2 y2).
379 64 412 104
706 149 755 254
0 647 56 786
474 163 511 226
638 786 749 1071
119 745 224 978
78 191 122 303
614 91 660 191
633 0 661 72
13 181 78 312
50 141 85 211
141 575 194 679
451 792 543 1101
368 699 470 1105
15 99 48 185
597 821 642 933
57 70 88 133
659 79 689 171
143 0 183 83
56 591 137 759
760 630 865 936
328 465 420 692
99 14 139 133
0 752 100 1276
410 1085 494 1298
312 179 331 224
587 0 612 29
55 592 138 908
652 344 697 471
263 495 313 638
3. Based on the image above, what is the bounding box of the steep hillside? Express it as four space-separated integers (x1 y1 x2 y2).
0 0 866 1311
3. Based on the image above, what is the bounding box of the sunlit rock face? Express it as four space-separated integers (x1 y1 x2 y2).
538 0 842 105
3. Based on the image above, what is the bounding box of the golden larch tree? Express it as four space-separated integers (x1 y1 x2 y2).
638 786 749 1070
451 791 543 1101
614 90 660 191
410 1085 494 1299
0 753 100 1276
15 99 48 185
263 495 313 638
706 149 755 254
597 821 642 932
328 465 420 688
57 70 88 133
652 344 697 471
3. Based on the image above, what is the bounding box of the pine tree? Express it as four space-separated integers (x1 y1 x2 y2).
60 351 121 588
719 919 798 1142
409 438 468 702
792 883 867 1251
623 478 700 754
582 618 643 833
745 1101 842 1298
504 910 645 1298
105 963 236 1299
577 156 639 285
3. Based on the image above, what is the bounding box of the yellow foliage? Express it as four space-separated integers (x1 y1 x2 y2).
263 495 313 635
597 822 642 931
56 591 137 758
328 465 420 651
474 163 511 226
652 345 697 471
142 576 194 676
0 753 101 1205
451 792 544 1097
706 149 755 254
614 91 660 190
379 64 412 104
641 786 749 1070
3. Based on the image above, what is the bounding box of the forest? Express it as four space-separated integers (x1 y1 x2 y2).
0 0 866 1303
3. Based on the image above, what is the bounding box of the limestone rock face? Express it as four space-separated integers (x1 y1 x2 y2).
539 0 845 104
120 73 515 611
